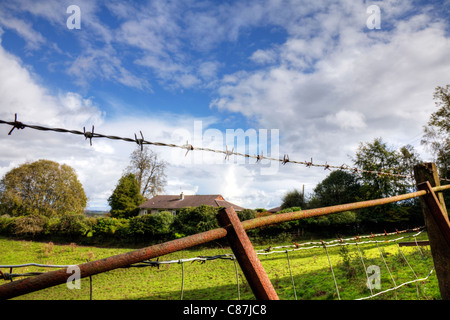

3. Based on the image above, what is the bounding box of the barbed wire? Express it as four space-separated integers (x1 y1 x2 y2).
2 113 446 181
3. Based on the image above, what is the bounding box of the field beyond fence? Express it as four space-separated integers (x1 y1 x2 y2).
0 227 439 300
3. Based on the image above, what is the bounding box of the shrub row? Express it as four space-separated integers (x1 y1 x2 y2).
0 205 365 245
0 206 259 244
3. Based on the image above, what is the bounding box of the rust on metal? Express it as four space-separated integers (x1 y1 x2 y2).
417 181 450 250
240 184 450 232
0 227 227 300
217 207 279 300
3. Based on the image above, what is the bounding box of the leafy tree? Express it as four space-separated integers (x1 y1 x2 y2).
125 146 167 198
421 85 450 179
353 138 419 199
0 160 87 217
281 189 306 210
353 138 422 229
311 170 361 207
108 173 145 218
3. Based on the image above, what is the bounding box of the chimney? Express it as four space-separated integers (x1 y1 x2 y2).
180 192 184 200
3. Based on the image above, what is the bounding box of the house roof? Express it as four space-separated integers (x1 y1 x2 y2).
267 206 281 213
139 194 245 211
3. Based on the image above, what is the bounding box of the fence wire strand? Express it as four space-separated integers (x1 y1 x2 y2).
0 227 437 300
3 114 447 181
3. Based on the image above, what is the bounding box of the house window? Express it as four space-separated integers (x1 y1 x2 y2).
171 210 177 216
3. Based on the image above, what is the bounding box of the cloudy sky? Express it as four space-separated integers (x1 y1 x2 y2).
0 0 449 210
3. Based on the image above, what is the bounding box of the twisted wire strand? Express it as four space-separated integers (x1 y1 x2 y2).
1 115 438 181
0 227 434 300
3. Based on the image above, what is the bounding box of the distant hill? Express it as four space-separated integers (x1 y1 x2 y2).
84 210 109 217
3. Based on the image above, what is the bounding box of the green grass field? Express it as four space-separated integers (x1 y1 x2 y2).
0 230 440 300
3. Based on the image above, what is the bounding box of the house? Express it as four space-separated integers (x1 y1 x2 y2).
267 206 281 213
138 193 245 216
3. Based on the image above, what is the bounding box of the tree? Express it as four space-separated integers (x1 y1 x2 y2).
353 138 419 199
422 85 450 179
126 146 167 198
353 138 422 229
108 173 145 218
281 188 306 210
311 170 361 207
0 159 87 217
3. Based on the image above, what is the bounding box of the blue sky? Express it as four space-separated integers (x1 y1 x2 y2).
0 0 449 210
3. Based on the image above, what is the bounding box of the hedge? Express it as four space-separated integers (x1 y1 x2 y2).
0 206 360 243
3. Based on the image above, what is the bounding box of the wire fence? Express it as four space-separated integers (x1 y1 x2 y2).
0 227 436 300
2 114 448 182
0 113 448 300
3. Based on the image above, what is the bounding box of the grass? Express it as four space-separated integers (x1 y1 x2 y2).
0 230 441 300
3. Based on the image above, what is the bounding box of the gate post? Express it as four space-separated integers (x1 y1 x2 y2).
217 207 279 300
414 162 450 299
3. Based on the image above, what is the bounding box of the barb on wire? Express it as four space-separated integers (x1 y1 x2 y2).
135 131 145 151
225 146 234 161
282 154 289 165
255 151 263 163
183 140 194 156
83 125 94 146
8 113 25 135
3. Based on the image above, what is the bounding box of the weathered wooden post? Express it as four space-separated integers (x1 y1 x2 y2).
414 162 450 299
217 207 279 300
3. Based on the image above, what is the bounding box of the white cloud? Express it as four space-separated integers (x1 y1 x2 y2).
211 6 450 170
250 49 277 65
326 110 367 130
0 13 45 50
1 0 449 211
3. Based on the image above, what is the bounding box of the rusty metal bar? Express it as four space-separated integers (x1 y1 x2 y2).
1 184 449 300
217 207 279 300
417 181 450 250
241 184 450 231
0 228 227 300
414 163 450 300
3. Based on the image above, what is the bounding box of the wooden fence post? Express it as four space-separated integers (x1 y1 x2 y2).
217 207 279 300
414 162 450 299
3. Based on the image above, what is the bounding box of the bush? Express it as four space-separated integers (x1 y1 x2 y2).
172 205 219 236
237 209 256 221
49 214 95 238
126 211 174 239
92 217 129 238
0 214 14 235
11 214 49 238
147 211 174 237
